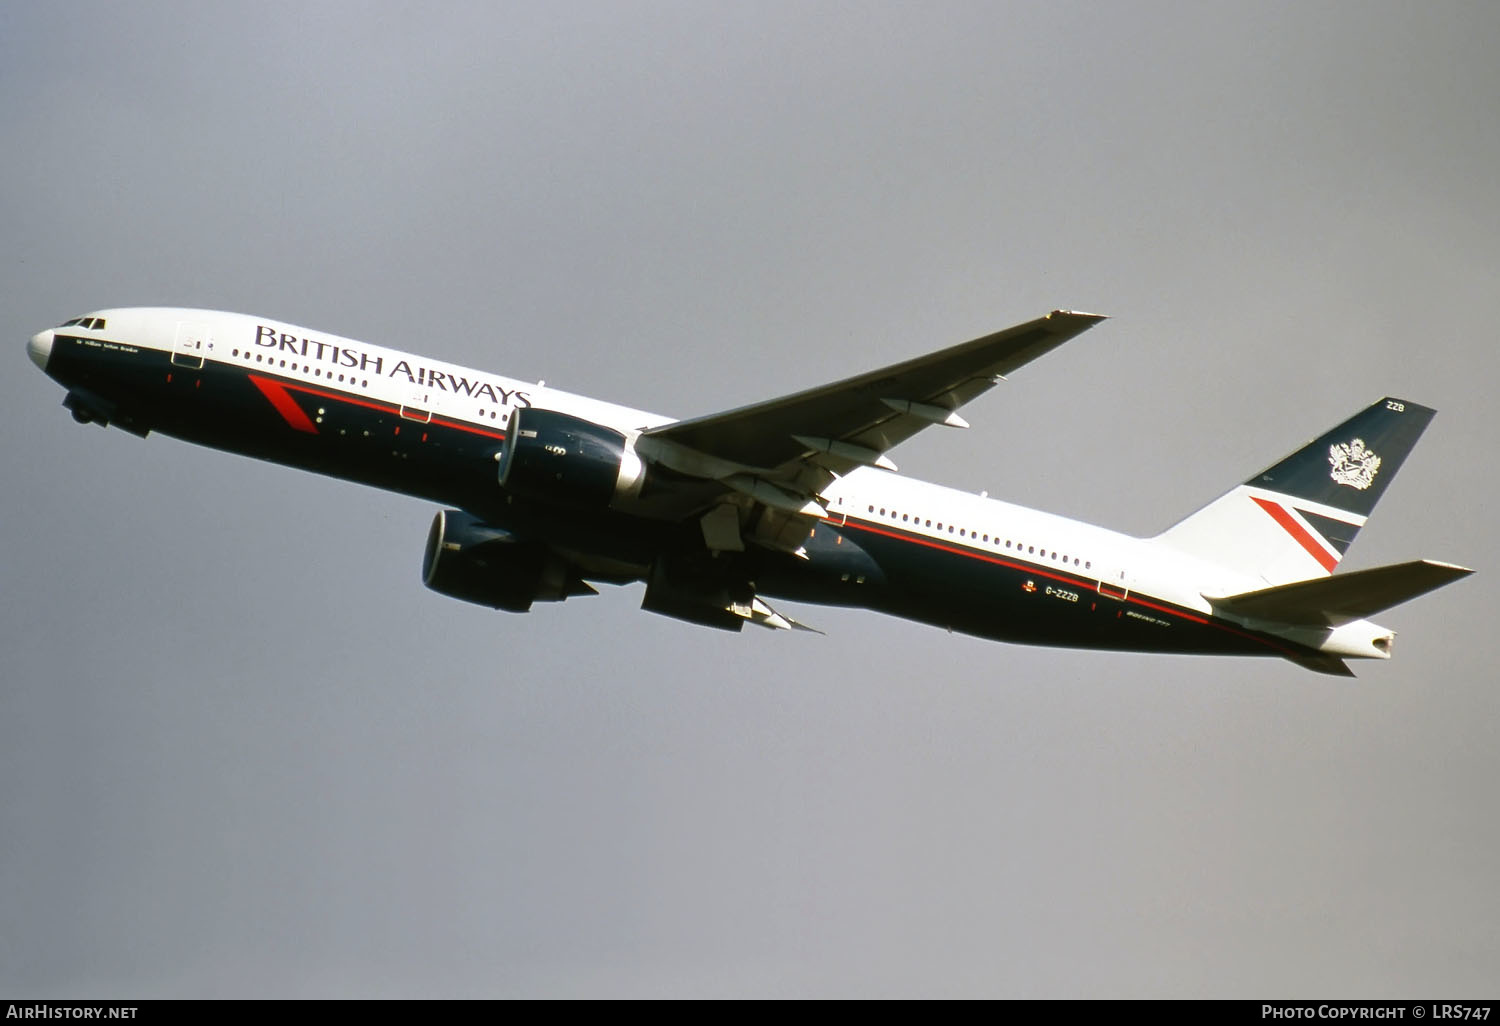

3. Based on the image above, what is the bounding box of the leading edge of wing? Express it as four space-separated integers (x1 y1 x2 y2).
642 310 1107 472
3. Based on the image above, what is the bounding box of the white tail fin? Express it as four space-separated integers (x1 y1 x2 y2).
1154 397 1435 586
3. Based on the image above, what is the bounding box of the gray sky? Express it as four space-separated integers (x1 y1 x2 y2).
3 0 1496 998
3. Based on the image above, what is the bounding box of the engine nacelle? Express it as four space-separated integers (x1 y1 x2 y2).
422 509 592 612
497 407 645 509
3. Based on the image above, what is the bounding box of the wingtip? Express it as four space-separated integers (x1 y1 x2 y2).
1422 559 1476 577
1048 309 1110 325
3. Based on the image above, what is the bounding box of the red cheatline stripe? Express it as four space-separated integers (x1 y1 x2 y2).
249 374 318 434
277 380 509 440
245 372 508 440
1251 496 1338 573
841 517 1300 657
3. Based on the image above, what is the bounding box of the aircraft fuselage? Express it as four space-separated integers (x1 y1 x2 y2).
29 307 1464 673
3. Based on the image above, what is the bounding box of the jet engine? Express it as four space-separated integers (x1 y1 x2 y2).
422 509 594 612
497 407 645 509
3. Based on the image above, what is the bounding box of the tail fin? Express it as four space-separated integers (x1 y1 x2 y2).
1154 397 1435 586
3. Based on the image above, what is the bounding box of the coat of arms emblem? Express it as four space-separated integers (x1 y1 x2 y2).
1328 438 1381 490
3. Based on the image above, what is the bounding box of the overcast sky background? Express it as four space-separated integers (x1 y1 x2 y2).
3 1 1496 998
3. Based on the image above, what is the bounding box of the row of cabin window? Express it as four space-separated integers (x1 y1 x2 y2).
232 348 370 388
867 504 1092 570
231 346 507 423
230 347 511 426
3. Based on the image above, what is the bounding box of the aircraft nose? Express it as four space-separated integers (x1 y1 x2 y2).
27 329 53 371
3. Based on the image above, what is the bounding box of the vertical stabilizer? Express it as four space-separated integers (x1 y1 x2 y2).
1153 398 1435 587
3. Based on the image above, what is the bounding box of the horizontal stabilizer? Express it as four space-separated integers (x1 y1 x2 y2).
1208 559 1473 627
1283 651 1358 677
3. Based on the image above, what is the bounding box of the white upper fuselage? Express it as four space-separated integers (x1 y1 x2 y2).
66 308 1196 582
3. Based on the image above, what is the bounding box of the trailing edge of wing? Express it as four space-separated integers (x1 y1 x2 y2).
1207 559 1474 628
641 310 1107 474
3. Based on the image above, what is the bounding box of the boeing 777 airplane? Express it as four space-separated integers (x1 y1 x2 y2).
26 307 1471 675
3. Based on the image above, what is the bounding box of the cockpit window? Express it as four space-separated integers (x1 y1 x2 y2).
58 317 106 330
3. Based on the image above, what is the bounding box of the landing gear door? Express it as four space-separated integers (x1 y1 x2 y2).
172 321 210 369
